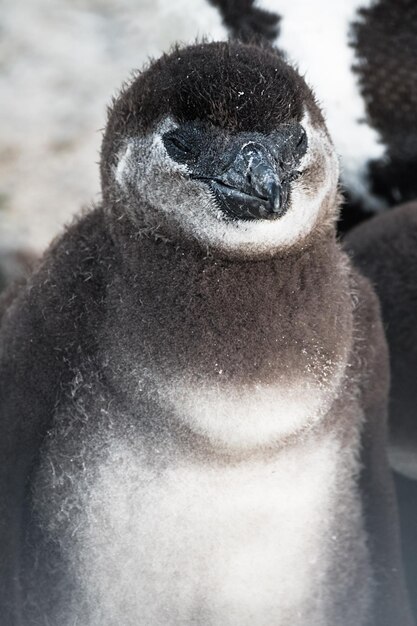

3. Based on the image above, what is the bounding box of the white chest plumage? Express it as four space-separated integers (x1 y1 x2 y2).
74 438 339 625
39 420 371 626
32 367 371 626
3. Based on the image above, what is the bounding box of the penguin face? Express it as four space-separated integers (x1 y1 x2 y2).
162 119 308 222
102 41 339 258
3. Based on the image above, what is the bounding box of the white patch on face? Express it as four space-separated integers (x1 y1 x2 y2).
114 112 338 257
260 0 385 209
40 429 371 626
114 116 190 194
161 366 346 450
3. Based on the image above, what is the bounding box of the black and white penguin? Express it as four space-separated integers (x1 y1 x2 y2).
0 38 413 626
346 202 417 620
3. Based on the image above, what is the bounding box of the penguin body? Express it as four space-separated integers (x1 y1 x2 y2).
346 202 417 480
346 203 417 620
5 208 397 626
0 40 413 625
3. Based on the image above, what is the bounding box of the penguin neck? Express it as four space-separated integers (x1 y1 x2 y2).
104 208 353 387
101 209 355 450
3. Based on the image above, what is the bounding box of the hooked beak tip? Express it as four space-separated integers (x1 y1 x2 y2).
266 180 286 216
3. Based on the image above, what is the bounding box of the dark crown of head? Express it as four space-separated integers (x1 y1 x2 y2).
102 41 321 173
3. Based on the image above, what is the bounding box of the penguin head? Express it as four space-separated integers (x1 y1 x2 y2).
101 41 339 258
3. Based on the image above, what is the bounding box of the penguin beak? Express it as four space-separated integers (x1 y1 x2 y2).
208 142 288 221
187 123 306 221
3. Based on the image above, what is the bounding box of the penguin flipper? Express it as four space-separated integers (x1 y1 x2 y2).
0 207 111 623
0 287 65 624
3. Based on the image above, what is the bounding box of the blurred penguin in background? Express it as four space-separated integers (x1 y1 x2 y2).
346 202 417 620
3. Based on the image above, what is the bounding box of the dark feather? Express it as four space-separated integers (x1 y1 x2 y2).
208 0 280 42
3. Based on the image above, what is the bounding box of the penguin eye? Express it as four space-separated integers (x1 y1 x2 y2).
167 135 191 154
163 131 194 163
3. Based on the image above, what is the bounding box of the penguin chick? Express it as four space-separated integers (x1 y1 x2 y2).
0 40 413 626
346 202 417 620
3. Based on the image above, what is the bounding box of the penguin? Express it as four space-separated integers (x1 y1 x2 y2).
345 201 417 620
0 39 413 626
350 1 417 210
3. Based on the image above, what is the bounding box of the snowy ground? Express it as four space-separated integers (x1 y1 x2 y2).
0 0 227 269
